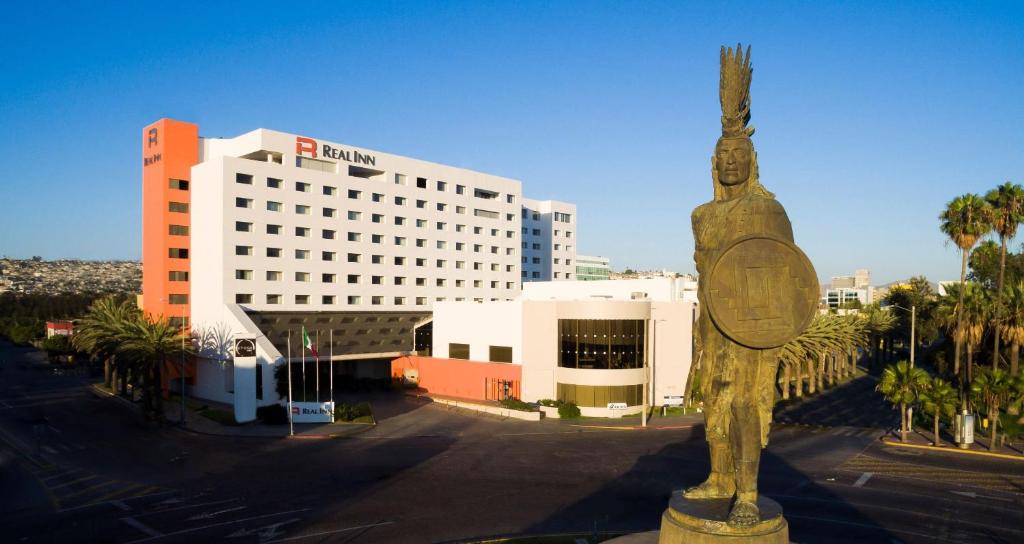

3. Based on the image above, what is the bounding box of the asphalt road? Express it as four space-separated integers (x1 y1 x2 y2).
1 340 1022 543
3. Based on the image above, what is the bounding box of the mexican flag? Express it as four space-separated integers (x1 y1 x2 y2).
302 326 318 359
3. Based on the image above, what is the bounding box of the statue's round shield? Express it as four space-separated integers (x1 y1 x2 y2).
705 234 818 349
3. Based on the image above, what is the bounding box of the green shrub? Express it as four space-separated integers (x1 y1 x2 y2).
256 404 288 424
499 397 537 412
558 402 581 419
334 402 372 422
538 399 563 407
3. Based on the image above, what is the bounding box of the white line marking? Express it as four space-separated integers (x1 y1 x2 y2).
263 521 395 542
188 505 247 520
111 500 131 511
853 472 873 487
124 508 312 543
121 516 163 538
42 446 58 454
135 498 238 518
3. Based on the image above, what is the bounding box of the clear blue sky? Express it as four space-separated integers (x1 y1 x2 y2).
1 1 1021 285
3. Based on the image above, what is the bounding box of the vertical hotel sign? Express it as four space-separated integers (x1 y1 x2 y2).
144 127 161 166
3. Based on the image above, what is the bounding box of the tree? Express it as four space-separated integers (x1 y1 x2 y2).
970 368 1012 450
116 315 193 422
968 240 1024 288
917 377 957 446
999 281 1024 377
876 360 929 443
985 182 1024 370
959 282 992 384
939 194 992 381
883 276 940 348
73 296 139 391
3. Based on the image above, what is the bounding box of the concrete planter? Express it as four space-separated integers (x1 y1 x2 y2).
431 397 542 421
539 405 560 419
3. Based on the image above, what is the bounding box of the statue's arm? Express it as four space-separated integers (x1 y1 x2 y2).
764 198 795 243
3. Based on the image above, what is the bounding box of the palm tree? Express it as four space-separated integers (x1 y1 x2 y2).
939 194 994 380
917 377 958 446
960 283 992 385
117 315 194 422
877 360 929 443
986 182 1024 370
970 368 1012 450
72 296 139 394
1000 282 1024 377
779 313 868 399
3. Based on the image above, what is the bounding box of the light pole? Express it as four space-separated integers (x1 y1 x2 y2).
889 304 915 368
180 303 187 427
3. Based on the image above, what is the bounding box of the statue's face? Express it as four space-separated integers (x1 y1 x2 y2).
715 138 752 186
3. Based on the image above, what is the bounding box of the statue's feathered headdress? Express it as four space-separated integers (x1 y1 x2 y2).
720 44 754 138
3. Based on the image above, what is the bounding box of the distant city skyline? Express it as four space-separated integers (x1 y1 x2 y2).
0 1 1021 285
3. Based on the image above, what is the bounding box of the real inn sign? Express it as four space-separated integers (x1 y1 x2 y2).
295 136 376 167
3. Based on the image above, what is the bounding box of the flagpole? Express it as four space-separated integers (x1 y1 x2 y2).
329 329 334 406
301 327 307 402
316 329 321 403
287 330 294 437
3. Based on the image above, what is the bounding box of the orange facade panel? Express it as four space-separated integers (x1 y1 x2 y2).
142 119 198 326
390 356 523 401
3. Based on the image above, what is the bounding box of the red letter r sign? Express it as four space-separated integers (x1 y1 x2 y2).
296 136 317 158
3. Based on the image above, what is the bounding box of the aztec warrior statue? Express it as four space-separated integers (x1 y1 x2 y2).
685 45 818 527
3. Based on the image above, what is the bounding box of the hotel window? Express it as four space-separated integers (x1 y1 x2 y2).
532 271 540 278
348 211 361 220
456 260 465 269
233 246 250 257
416 258 426 266
169 179 189 190
168 294 188 304
416 238 426 248
266 294 281 304
348 189 360 199
372 275 383 285
266 224 281 235
395 236 406 246
506 265 514 272
322 295 335 305
490 345 513 363
416 177 428 189
490 263 499 271
456 224 466 233
416 219 427 228
474 244 482 253
267 177 282 189
505 247 514 255
416 277 426 286
372 193 384 202
437 181 447 191
456 242 465 251
506 282 515 289
554 244 560 250
506 194 515 204
555 212 572 223
416 297 427 306
372 296 383 305
395 216 406 226
490 229 498 237
236 173 253 184
347 253 360 263
295 272 310 282
436 203 447 212
235 294 253 304
473 262 482 270
506 213 514 221
506 230 515 238
532 212 540 221
395 173 407 185
436 259 446 268
394 276 406 285
266 247 282 257
372 234 383 244
416 199 426 209
169 202 189 213
532 257 540 264
235 269 253 280
347 296 361 305
296 182 310 192
347 232 361 242
234 221 251 232
456 184 465 195
372 254 384 264
436 278 446 287
267 201 282 212
522 241 527 249
296 204 310 215
455 279 465 287
490 281 499 288
266 270 282 281
169 225 189 236
449 343 470 360
437 222 446 231
295 227 310 237
394 196 406 205
395 256 406 265
554 258 560 264
395 297 406 305
532 243 541 250
323 207 336 218
295 295 309 305
456 206 465 214
372 213 384 223
437 240 447 250
323 273 336 283
324 186 337 196
557 319 645 370
474 226 483 234
566 231 573 238
235 197 252 208
322 251 336 261
295 249 310 259
168 271 189 281
474 209 498 219
532 229 540 236
347 274 359 284
322 229 336 240
474 280 482 288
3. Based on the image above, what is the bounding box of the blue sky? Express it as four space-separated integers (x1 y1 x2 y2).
0 1 1021 285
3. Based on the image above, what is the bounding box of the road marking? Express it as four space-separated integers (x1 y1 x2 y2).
227 518 300 539
122 516 163 538
50 474 98 490
950 490 1013 502
43 469 79 482
42 446 58 454
188 505 248 520
111 500 131 511
263 521 395 543
124 508 312 543
60 479 119 500
135 498 238 518
853 472 873 487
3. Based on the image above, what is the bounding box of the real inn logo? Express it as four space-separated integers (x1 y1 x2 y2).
295 136 376 167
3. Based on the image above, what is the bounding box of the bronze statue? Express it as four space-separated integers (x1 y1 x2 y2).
684 45 818 528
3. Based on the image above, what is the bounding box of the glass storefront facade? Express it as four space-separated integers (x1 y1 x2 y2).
557 319 646 369
557 383 642 407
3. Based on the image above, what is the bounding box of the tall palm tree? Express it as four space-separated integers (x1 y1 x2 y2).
986 182 1024 370
72 296 139 393
917 377 958 447
877 360 929 443
939 194 993 381
117 315 193 422
960 283 991 385
970 368 1012 450
999 282 1024 377
779 313 868 398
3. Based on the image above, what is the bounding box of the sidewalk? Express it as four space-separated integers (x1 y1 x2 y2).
89 384 373 439
881 427 1024 461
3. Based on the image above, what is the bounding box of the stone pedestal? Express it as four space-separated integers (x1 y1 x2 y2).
606 494 788 544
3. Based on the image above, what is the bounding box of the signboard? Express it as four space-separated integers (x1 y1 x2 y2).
663 395 684 406
291 401 335 423
607 402 627 410
234 338 256 358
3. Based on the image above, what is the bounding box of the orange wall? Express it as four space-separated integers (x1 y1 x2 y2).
142 119 198 326
391 356 522 401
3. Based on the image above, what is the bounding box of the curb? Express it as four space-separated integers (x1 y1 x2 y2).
880 438 1024 461
284 422 377 440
